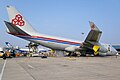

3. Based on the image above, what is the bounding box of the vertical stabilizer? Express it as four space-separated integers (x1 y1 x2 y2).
6 6 37 35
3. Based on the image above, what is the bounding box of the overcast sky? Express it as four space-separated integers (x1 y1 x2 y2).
0 0 120 48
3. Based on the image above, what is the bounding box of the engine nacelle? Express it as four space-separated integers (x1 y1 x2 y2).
99 52 106 56
65 46 76 52
99 45 108 53
96 45 107 56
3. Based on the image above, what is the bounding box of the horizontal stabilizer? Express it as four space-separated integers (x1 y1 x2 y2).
4 21 30 36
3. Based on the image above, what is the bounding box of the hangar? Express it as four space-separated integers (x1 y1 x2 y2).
112 44 120 54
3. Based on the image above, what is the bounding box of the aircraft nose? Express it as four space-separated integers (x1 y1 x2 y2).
116 52 119 56
106 47 118 56
112 50 118 55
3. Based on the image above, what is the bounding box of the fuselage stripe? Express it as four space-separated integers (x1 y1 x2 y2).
17 36 81 46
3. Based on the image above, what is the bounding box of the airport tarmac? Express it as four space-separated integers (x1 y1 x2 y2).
0 56 120 80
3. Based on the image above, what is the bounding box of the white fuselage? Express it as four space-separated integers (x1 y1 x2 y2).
5 6 118 56
17 32 82 51
16 32 117 56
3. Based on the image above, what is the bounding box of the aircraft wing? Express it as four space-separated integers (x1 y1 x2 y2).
81 22 102 55
85 21 102 42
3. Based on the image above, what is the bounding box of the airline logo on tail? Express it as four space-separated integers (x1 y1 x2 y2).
12 14 25 26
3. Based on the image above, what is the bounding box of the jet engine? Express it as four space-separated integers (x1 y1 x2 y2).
99 52 107 56
65 46 76 52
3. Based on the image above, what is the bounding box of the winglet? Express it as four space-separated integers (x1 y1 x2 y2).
89 21 100 31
